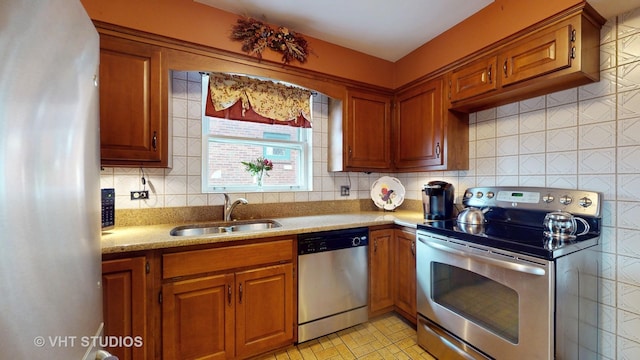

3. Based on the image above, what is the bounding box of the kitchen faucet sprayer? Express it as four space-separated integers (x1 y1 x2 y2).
223 193 249 221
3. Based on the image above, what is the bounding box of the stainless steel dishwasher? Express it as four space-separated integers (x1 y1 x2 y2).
297 227 369 342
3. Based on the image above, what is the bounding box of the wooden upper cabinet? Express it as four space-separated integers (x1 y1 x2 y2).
450 56 499 102
448 3 605 112
98 32 168 167
394 78 444 170
501 23 573 87
344 89 392 171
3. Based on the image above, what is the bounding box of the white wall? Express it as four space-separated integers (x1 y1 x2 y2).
100 9 640 359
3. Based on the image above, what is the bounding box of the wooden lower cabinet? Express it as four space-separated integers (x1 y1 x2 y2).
369 228 395 315
394 228 417 322
162 274 234 360
102 257 148 360
369 227 417 323
162 262 294 360
235 264 293 358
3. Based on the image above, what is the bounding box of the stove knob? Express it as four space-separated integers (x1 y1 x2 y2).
464 191 473 199
352 237 361 246
543 194 554 203
559 195 572 205
486 192 495 199
579 197 593 208
476 191 484 198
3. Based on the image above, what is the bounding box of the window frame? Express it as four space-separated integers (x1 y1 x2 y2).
200 74 313 193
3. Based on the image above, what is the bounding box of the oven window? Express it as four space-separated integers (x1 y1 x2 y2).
432 262 519 343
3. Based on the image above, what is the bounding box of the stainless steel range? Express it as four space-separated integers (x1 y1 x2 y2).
416 186 602 360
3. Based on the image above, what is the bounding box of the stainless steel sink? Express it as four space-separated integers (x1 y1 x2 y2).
169 219 282 236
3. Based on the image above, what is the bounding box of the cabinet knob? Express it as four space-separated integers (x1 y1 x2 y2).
435 142 441 158
503 59 508 77
487 64 492 84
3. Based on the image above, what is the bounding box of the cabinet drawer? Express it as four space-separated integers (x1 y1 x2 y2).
163 239 293 279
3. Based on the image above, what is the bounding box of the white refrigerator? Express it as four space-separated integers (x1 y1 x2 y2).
0 0 104 359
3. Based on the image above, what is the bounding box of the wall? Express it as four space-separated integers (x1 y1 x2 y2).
96 3 640 358
398 11 640 359
395 0 582 86
79 0 579 89
80 0 395 88
100 71 374 209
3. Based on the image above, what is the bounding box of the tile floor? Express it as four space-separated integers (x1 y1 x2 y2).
253 313 436 360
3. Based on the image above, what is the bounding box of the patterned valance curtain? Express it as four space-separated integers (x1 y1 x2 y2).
205 72 312 128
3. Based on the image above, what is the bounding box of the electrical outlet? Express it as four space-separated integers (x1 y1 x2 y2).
130 190 149 200
340 186 350 196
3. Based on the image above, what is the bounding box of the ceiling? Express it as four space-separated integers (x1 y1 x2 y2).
196 0 640 62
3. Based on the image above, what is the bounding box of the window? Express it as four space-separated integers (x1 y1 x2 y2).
201 74 313 192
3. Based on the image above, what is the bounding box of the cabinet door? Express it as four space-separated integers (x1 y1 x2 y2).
450 56 498 102
344 89 392 171
369 229 395 314
102 257 147 360
501 24 572 87
162 274 235 360
394 78 444 170
394 229 417 322
235 264 294 359
99 34 167 167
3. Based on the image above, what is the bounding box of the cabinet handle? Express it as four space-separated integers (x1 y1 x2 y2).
227 284 232 306
411 241 415 257
503 59 508 78
374 239 378 253
487 64 492 84
435 142 441 158
239 283 243 304
571 46 576 59
348 146 352 159
152 131 157 151
571 29 577 42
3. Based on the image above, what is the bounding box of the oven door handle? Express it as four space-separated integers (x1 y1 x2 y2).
420 237 546 276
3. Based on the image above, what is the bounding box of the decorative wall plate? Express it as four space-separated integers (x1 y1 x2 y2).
370 176 405 210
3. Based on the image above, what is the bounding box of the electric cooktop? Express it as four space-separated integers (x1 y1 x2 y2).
418 186 603 260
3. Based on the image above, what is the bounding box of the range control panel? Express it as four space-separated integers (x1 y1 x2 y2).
462 186 602 217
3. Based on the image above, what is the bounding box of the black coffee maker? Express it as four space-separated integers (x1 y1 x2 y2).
422 181 455 220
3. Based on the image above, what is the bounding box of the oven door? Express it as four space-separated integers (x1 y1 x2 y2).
416 231 554 360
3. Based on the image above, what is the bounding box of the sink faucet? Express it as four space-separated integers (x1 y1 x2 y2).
223 194 248 221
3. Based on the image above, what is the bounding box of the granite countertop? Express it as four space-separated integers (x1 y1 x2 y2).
101 210 424 254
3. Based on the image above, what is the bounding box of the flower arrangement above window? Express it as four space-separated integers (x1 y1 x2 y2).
230 17 309 64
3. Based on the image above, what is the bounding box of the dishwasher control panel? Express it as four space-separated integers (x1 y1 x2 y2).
298 227 368 255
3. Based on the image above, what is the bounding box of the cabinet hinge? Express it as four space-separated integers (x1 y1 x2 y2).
145 261 150 274
158 291 163 304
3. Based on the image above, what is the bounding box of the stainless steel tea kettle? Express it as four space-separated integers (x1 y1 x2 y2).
543 210 590 239
457 207 488 225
